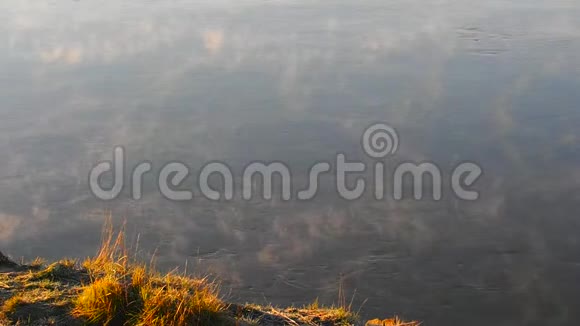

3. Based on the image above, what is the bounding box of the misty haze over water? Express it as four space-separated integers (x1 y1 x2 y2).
1 1 580 325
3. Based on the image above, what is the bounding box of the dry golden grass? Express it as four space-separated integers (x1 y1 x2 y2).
236 299 357 326
0 269 75 325
2 287 67 313
365 317 421 326
1 215 420 326
136 274 224 326
73 274 129 324
72 216 225 326
25 259 78 283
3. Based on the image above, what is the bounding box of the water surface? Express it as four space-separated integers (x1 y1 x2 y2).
1 1 580 325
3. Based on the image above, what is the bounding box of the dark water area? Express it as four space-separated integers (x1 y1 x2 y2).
1 1 580 325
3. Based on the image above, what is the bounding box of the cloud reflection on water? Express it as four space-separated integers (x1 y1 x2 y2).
0 0 580 325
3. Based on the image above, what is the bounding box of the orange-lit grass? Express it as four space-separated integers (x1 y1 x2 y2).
365 316 421 326
72 215 224 326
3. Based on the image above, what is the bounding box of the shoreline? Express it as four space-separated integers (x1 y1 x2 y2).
0 226 418 326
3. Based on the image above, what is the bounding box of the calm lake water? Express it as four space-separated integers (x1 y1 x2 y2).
2 0 580 325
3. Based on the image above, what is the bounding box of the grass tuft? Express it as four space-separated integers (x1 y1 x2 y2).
26 259 78 282
365 317 421 326
73 274 129 325
1 214 419 325
72 215 224 326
